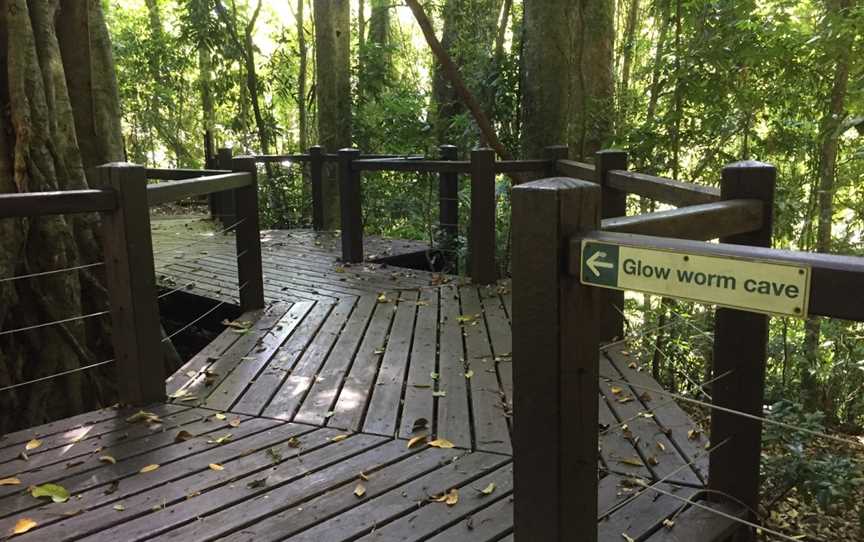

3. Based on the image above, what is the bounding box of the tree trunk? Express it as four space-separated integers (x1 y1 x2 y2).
314 0 352 229
618 0 640 132
1 0 125 431
429 0 460 144
297 0 308 153
802 0 854 412
520 0 572 159
570 0 616 160
494 0 513 63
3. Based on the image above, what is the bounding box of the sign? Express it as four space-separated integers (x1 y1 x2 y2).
580 240 811 318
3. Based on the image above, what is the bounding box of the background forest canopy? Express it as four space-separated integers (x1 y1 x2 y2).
105 0 864 430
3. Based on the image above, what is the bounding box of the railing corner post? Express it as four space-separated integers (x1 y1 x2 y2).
338 148 363 263
512 177 602 542
469 147 496 284
709 160 776 539
309 145 325 230
543 145 569 177
97 162 165 405
438 144 459 271
214 147 236 226
231 156 265 311
595 149 629 342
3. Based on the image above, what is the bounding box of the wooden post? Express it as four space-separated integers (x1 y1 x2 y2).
309 145 325 230
709 161 775 538
214 147 236 226
512 178 602 542
231 157 266 312
543 145 569 178
595 149 629 341
97 163 165 405
438 144 459 270
470 148 496 284
204 131 216 169
338 148 363 263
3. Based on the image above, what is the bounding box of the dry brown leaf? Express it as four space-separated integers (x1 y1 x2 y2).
99 455 117 465
139 464 160 474
113 504 125 511
229 419 242 428
433 488 459 506
25 439 41 451
209 463 224 471
354 483 366 498
175 430 195 443
428 438 455 449
610 386 623 395
407 434 428 448
662 518 675 529
480 482 496 496
12 518 37 535
331 434 349 442
0 477 21 486
618 457 645 467
656 441 666 452
359 472 370 481
214 413 227 421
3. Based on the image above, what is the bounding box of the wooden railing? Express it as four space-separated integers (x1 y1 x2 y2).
0 162 264 406
510 161 864 541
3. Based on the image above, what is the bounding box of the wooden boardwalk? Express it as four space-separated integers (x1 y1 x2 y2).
152 215 444 305
0 225 727 540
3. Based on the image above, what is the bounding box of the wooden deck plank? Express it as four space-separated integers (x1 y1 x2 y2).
599 396 653 480
232 301 335 415
63 431 387 542
436 284 473 449
0 411 267 519
263 297 357 421
327 295 398 431
598 484 698 542
0 406 202 482
460 285 512 455
480 284 513 423
232 450 508 542
363 290 420 436
169 303 293 402
6 422 319 541
604 344 709 482
203 302 316 412
0 403 188 466
643 501 746 541
600 355 702 487
397 288 440 441
294 295 378 426
356 462 514 542
159 441 444 541
165 320 253 396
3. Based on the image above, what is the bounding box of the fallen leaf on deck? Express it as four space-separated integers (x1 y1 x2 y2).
99 455 117 465
610 386 623 395
113 504 125 511
354 483 366 498
688 428 701 440
0 477 21 486
432 390 447 397
30 483 69 503
104 481 119 495
139 464 160 474
209 463 224 471
208 434 233 445
407 434 428 448
457 314 478 324
359 472 370 481
657 441 666 452
662 518 675 529
618 457 645 467
430 372 439 380
464 370 474 379
433 488 459 506
12 518 37 535
247 478 267 489
480 482 496 496
125 411 161 424
25 439 41 451
222 319 251 331
175 430 195 443
229 419 242 428
331 434 349 442
377 294 390 303
647 456 660 466
287 437 301 448
428 438 455 449
214 413 227 421
622 533 636 542
412 418 429 432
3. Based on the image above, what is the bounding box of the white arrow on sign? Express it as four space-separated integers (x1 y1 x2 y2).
586 251 615 277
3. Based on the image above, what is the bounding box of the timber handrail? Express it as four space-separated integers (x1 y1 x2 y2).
556 159 595 180
601 199 763 241
146 167 231 180
0 189 116 217
607 169 721 206
146 172 253 206
352 158 470 173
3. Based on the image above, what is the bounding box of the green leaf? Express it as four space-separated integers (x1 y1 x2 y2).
31 483 70 503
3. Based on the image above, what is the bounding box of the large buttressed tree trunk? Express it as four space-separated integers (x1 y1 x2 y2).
314 0 351 229
520 0 572 159
0 0 123 431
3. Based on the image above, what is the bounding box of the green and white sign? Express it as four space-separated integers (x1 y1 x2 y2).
580 240 811 318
